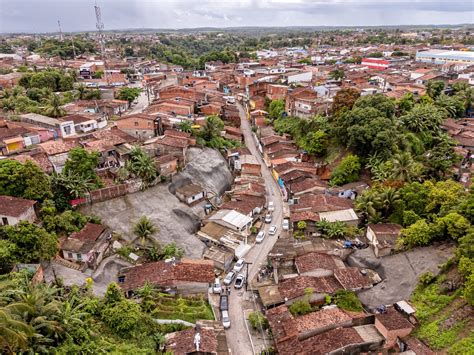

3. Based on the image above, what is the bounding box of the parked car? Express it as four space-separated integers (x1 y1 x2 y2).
268 201 275 211
234 274 246 289
221 310 231 329
264 213 272 223
282 219 289 231
256 230 265 243
223 271 236 285
269 225 277 236
233 258 245 272
212 278 222 294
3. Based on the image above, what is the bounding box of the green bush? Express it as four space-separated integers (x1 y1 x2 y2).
248 311 269 330
329 154 361 186
289 300 312 316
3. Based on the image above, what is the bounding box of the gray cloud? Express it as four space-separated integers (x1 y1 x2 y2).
0 0 472 33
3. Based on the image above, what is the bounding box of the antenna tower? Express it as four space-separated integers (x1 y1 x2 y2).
57 20 64 41
94 1 109 83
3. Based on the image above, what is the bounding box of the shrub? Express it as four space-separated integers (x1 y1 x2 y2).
289 300 312 316
248 311 269 330
329 154 361 186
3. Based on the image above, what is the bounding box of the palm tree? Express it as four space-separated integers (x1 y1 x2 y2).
200 115 224 141
389 152 422 183
133 216 157 246
0 307 33 354
126 147 157 185
76 85 87 100
177 120 193 133
43 93 66 118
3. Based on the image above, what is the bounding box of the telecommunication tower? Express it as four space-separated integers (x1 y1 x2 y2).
94 1 109 83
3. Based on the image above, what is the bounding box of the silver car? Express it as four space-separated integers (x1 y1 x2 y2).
223 271 236 285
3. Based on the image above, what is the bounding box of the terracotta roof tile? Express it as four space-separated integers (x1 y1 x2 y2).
0 195 36 217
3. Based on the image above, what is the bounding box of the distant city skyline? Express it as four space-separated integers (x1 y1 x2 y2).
1 0 473 34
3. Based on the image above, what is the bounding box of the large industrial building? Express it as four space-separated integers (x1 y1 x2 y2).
415 50 474 64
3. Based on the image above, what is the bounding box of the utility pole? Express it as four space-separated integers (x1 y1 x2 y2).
94 1 109 84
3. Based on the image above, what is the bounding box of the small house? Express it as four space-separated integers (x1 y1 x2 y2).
366 223 402 257
175 183 205 205
375 307 414 349
60 223 111 269
0 195 37 226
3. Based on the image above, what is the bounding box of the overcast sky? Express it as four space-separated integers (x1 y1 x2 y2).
1 0 473 33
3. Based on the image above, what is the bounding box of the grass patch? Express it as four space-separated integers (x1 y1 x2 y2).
150 295 214 324
333 290 364 312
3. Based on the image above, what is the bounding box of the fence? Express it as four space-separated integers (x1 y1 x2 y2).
70 180 144 207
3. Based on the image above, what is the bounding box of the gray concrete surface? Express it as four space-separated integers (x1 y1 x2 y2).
81 148 233 258
350 244 455 310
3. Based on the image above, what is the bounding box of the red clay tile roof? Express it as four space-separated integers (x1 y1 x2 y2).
69 223 106 242
0 195 36 217
266 305 298 342
368 223 402 236
290 194 353 213
334 267 372 290
120 258 215 291
295 307 353 333
165 328 218 355
278 275 341 300
375 307 414 331
295 252 339 274
290 178 328 194
290 211 320 223
156 135 189 148
298 327 364 354
39 139 79 155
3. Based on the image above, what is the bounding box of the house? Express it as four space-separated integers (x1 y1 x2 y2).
207 209 253 233
375 307 414 349
155 154 178 177
60 223 112 269
285 87 320 119
165 320 229 355
118 258 215 296
39 139 80 173
366 223 402 257
175 183 205 205
20 113 76 138
294 252 345 277
0 195 37 226
115 113 163 140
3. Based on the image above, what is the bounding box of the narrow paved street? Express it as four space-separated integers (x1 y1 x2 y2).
225 103 284 354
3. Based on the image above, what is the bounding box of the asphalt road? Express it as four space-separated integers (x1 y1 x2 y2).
225 103 284 354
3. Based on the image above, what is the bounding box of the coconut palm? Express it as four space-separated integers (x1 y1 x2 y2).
126 147 157 185
43 93 66 118
133 216 157 246
389 152 423 183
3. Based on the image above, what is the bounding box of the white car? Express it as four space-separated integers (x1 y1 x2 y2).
256 230 265 243
222 310 231 329
234 274 246 289
268 201 275 212
212 278 222 294
269 225 278 236
282 219 289 231
223 271 236 285
233 259 246 273
264 213 272 223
